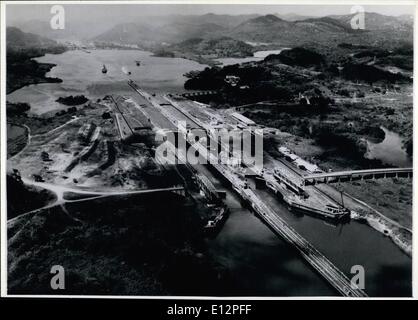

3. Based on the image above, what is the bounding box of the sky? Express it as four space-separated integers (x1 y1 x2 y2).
6 2 415 25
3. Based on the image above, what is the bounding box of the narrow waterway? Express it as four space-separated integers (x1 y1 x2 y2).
196 164 336 296
365 127 412 167
258 186 411 297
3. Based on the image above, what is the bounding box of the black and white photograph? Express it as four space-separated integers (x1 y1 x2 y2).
0 0 415 301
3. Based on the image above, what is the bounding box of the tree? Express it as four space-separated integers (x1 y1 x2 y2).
41 151 50 161
102 112 111 119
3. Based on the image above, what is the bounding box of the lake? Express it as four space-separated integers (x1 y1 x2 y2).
7 49 208 115
215 48 288 66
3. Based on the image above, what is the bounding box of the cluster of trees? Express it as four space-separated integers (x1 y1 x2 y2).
264 47 324 67
153 49 176 58
7 169 55 219
185 63 273 89
56 95 89 106
170 37 254 59
183 43 412 113
6 31 66 93
8 190 230 294
55 106 78 116
341 63 410 84
7 102 30 116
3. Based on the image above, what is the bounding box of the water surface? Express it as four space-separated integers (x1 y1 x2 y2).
365 127 412 167
215 49 287 66
7 49 207 115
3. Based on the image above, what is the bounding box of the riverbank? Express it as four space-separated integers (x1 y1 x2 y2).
351 207 412 257
275 132 412 255
6 27 67 94
153 51 219 67
7 60 63 94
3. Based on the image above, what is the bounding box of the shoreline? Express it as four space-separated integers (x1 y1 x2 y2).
6 59 62 95
273 132 412 256
351 209 412 257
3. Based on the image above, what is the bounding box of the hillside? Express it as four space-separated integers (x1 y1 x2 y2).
93 20 227 45
8 192 230 295
6 27 66 94
228 14 299 43
276 13 314 22
168 13 260 29
328 12 412 32
158 36 254 60
93 22 154 44
10 19 110 41
7 26 64 50
91 12 412 54
155 22 226 42
228 13 412 47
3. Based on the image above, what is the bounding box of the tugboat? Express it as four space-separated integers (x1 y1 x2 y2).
102 64 107 74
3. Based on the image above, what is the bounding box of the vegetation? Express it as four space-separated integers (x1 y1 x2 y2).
264 47 324 67
153 49 176 58
154 37 254 64
56 95 89 106
55 106 78 116
8 192 231 295
341 63 409 84
7 101 87 136
7 54 63 94
184 41 412 169
7 170 56 219
6 27 66 94
7 102 31 116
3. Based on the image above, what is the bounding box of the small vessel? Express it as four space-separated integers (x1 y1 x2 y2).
121 66 131 75
135 60 141 66
102 64 107 74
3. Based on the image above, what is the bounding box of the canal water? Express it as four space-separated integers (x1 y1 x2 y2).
253 187 412 297
201 160 411 297
215 48 287 66
7 49 412 297
195 164 336 296
365 127 412 167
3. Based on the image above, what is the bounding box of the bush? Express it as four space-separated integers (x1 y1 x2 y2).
56 95 88 106
102 112 111 119
7 102 30 115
